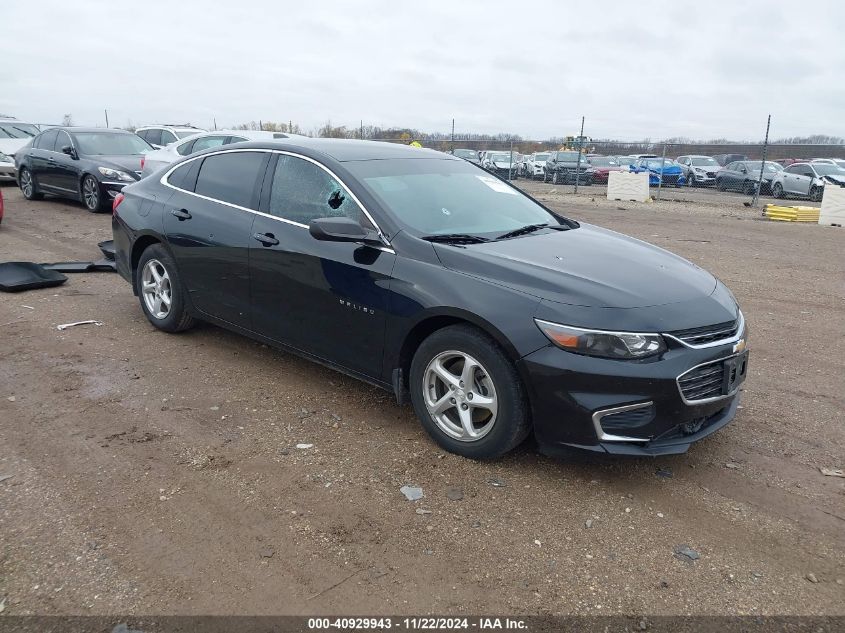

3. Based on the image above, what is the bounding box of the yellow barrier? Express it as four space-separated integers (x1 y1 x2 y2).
764 204 820 223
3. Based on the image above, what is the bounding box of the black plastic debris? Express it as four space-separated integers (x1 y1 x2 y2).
0 262 67 292
42 259 117 273
98 240 116 261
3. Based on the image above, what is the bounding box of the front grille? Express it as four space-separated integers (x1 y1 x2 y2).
662 174 679 184
670 319 739 346
706 171 717 177
678 361 724 401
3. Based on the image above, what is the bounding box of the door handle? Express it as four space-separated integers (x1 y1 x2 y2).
47 157 56 162
253 232 279 246
171 208 192 221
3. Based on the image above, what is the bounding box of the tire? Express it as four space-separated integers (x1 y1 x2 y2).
772 182 784 199
409 324 530 459
135 244 195 333
743 180 756 196
542 170 549 183
716 178 726 192
552 171 559 185
809 185 823 202
81 175 108 213
19 168 43 200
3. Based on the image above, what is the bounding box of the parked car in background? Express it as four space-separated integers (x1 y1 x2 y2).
811 158 845 170
715 161 782 195
524 152 550 180
543 150 592 185
15 127 153 212
676 155 720 187
135 124 206 149
451 148 481 166
113 138 747 458
483 151 518 179
713 153 748 166
613 156 638 170
774 158 802 167
630 158 686 187
587 156 624 184
770 162 845 201
0 117 42 181
140 129 297 178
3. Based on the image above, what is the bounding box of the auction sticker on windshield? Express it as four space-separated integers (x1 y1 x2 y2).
476 175 517 194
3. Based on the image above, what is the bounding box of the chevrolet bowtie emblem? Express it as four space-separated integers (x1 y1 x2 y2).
733 339 747 353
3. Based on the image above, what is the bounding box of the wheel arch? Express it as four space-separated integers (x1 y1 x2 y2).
130 234 168 293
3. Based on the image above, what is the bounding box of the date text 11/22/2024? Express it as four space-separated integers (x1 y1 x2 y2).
307 617 528 630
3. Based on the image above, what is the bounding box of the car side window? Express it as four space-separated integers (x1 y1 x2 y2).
176 140 195 156
227 136 249 144
145 129 162 146
37 129 59 151
800 166 815 177
56 131 73 153
268 154 369 227
192 136 228 152
136 130 148 141
167 159 201 192
194 151 266 209
160 130 177 145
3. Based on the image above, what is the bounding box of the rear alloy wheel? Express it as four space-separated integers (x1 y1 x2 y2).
809 185 823 202
81 175 106 213
743 180 757 196
19 168 43 200
136 244 195 333
772 182 784 199
410 325 530 459
716 178 726 191
552 171 559 185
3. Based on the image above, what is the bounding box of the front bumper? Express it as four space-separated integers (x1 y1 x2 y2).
0 163 16 180
99 180 136 199
520 341 746 457
689 172 716 186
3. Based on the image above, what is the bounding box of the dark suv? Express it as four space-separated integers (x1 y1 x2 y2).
543 151 593 185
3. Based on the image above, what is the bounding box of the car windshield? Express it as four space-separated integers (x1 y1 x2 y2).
490 153 512 162
74 132 153 155
589 157 618 166
645 159 674 168
0 122 40 139
453 149 476 158
556 152 581 161
744 161 780 173
813 164 845 176
615 157 635 165
175 129 199 138
347 158 567 237
691 157 718 166
534 153 549 160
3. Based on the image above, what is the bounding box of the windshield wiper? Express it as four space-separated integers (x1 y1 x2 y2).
497 223 568 240
421 233 490 244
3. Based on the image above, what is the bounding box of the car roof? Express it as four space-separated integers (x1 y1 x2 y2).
221 138 455 162
45 127 135 134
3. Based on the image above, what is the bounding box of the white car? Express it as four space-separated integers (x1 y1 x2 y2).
770 162 845 202
811 158 845 170
524 152 551 180
0 117 42 182
135 125 207 149
140 129 300 178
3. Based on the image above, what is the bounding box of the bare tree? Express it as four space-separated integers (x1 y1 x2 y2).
62 114 74 127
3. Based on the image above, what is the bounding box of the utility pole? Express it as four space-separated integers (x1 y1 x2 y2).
574 116 585 193
752 114 771 209
451 118 455 153
509 139 514 181
213 117 217 131
656 143 667 201
104 109 109 128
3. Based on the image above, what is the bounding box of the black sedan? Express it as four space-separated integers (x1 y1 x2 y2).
15 127 152 212
112 139 748 459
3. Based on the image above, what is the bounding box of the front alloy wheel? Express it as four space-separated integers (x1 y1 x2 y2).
82 175 103 212
552 171 559 185
423 351 498 442
810 185 823 202
772 182 784 199
19 168 43 200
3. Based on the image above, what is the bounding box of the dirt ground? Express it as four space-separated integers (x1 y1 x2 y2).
0 181 843 617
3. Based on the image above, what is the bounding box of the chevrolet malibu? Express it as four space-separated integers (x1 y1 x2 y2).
112 139 748 459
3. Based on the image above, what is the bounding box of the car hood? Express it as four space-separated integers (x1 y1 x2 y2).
94 154 145 174
493 161 514 167
433 224 718 310
822 173 845 185
0 138 31 156
643 164 682 174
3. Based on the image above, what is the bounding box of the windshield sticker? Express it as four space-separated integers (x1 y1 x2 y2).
476 175 517 194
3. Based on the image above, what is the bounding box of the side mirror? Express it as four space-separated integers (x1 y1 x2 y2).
61 145 77 159
309 216 381 246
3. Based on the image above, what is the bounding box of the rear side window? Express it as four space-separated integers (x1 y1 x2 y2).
160 130 177 145
167 159 201 192
194 151 266 209
145 129 162 146
176 140 195 156
36 129 59 151
268 154 367 226
192 136 228 152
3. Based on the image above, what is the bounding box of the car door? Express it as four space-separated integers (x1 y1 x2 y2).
162 150 269 329
249 152 396 378
794 165 814 195
51 130 82 193
29 129 59 189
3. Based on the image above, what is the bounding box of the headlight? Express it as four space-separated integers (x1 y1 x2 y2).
97 166 135 182
535 319 667 359
0 151 11 163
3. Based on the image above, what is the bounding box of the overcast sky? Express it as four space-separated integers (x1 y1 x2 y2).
3 0 843 141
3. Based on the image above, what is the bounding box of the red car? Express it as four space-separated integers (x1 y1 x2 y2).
588 156 625 184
